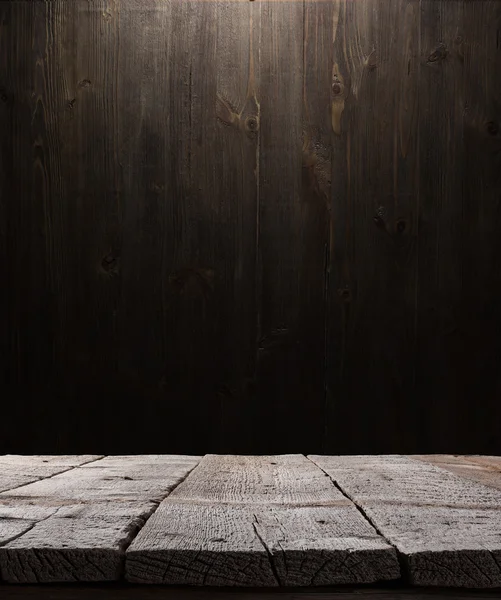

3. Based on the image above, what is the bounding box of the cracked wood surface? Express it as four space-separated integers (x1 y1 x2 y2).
125 455 400 586
0 456 201 583
0 456 103 494
1 454 501 588
309 455 501 588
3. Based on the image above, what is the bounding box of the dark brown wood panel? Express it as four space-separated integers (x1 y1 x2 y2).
301 0 335 454
0 2 11 446
256 0 327 454
415 0 465 452
1 1 78 452
67 0 123 452
326 0 421 453
459 0 501 454
210 0 260 452
2 0 501 455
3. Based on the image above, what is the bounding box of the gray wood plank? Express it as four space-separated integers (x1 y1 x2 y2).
0 455 201 583
0 455 103 493
411 456 501 492
126 454 400 586
309 455 501 588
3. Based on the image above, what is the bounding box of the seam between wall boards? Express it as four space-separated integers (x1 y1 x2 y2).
304 455 407 581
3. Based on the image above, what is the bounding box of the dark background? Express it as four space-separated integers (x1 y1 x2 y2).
1 0 500 456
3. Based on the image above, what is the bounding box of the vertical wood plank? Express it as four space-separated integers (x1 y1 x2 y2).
416 0 464 452
460 0 501 453
112 0 173 450
115 0 220 453
62 0 123 451
0 2 11 455
326 0 420 453
212 0 260 452
301 0 335 454
257 0 326 453
1 1 77 452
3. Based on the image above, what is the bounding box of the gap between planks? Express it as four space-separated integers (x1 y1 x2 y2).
0 456 202 583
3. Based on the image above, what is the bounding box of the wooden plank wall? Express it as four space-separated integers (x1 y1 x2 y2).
1 0 500 455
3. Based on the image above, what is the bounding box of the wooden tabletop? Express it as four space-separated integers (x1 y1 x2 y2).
0 454 500 596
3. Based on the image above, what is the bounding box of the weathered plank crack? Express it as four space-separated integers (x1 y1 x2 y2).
0 456 106 495
463 553 494 586
0 506 64 548
305 456 407 580
251 514 281 585
114 461 201 582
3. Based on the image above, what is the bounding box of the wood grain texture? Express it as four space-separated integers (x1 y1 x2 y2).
459 0 501 454
326 0 420 454
2 0 501 457
255 0 326 454
415 0 465 454
0 455 200 583
0 0 75 454
126 455 400 586
208 0 261 453
309 455 501 588
0 455 102 493
411 456 501 492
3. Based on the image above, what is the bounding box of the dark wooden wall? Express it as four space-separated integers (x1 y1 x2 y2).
1 0 501 456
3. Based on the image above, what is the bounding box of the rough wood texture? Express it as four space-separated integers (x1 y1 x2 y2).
0 456 200 583
0 456 102 493
412 456 501 492
309 455 501 588
126 455 399 586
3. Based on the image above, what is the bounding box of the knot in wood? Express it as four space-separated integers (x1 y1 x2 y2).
396 219 407 234
487 121 499 136
332 82 343 95
338 287 351 303
101 252 119 275
427 44 447 63
245 115 259 132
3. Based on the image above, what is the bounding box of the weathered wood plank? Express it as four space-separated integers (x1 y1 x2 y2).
0 456 200 583
411 456 501 492
164 454 348 505
0 455 102 493
309 455 501 588
126 455 400 586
